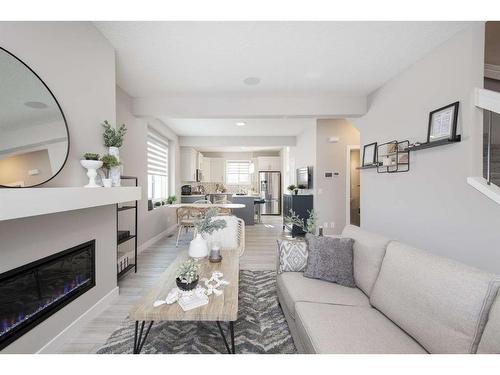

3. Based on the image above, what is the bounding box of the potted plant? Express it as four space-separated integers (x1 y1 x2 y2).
284 209 317 237
80 153 103 188
297 184 307 194
189 208 227 258
287 184 299 195
175 259 200 291
102 120 127 186
100 154 120 188
167 195 177 205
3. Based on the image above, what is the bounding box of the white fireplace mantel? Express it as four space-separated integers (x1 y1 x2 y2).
0 187 141 221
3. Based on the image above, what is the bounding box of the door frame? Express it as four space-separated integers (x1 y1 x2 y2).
346 145 360 226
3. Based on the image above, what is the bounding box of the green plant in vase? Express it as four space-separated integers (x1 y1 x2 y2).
102 120 127 148
287 184 297 195
175 259 200 291
100 154 120 188
167 195 177 204
83 152 100 161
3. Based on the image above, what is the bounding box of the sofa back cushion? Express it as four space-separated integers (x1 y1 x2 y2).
341 225 390 296
370 241 499 353
477 289 500 353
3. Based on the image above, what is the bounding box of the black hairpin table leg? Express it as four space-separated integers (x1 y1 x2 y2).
216 321 236 354
133 320 154 354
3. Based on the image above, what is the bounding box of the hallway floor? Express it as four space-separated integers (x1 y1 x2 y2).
59 215 283 353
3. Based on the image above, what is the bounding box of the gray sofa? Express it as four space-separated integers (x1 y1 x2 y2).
277 225 500 354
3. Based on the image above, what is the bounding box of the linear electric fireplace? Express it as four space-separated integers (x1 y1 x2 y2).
0 240 95 350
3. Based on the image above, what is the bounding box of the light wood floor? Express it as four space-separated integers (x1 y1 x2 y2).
59 215 283 354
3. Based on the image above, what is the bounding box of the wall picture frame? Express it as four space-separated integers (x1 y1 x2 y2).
427 102 459 143
362 142 377 166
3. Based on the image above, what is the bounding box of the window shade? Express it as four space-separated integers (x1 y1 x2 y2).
226 160 251 184
147 128 168 177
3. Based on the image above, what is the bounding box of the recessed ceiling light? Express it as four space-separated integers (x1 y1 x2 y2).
243 77 260 86
24 101 48 109
235 121 246 127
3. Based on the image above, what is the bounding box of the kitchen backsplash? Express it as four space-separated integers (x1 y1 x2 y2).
191 182 254 194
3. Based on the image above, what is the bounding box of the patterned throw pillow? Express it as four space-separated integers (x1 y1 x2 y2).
277 238 308 274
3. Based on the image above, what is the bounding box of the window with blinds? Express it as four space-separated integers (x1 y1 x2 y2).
147 127 169 209
226 160 251 185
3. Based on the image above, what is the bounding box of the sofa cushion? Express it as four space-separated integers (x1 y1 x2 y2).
477 289 500 353
370 241 499 354
341 225 390 296
277 272 369 319
295 302 427 354
304 235 355 287
277 238 308 273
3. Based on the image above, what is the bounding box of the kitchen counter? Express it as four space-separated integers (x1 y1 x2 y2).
231 195 257 225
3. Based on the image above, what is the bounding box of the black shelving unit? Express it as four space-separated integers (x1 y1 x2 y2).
377 140 410 174
117 176 138 280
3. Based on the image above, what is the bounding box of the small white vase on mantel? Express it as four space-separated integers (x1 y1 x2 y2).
80 160 103 188
189 233 209 259
108 146 121 187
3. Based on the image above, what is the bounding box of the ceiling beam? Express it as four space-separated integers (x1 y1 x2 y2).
133 93 367 118
179 136 296 148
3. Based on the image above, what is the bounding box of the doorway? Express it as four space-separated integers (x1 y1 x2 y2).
346 146 361 226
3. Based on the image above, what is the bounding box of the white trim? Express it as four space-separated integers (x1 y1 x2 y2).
467 177 500 205
345 145 360 226
485 63 500 81
474 88 500 114
36 287 119 353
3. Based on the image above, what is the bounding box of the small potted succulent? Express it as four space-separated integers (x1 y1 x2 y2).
167 195 177 205
100 154 120 188
80 153 103 188
287 184 299 195
175 258 200 291
297 184 307 194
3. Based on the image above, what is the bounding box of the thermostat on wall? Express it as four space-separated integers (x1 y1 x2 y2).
325 172 339 178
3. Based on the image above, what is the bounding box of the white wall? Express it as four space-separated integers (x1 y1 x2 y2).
117 87 180 249
0 21 117 352
288 119 317 193
315 119 360 234
353 23 500 274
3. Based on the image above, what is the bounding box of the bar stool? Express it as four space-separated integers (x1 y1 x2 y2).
254 198 265 223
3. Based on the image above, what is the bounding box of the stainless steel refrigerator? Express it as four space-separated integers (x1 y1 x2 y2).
259 171 281 215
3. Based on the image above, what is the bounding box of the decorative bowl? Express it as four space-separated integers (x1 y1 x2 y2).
176 277 199 291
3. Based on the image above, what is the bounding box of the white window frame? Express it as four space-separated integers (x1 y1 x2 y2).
226 160 251 185
147 127 169 210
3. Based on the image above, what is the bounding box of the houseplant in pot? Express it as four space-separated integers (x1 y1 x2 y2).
175 258 200 291
287 184 299 195
102 120 127 186
80 153 102 188
284 209 317 237
100 154 120 188
189 208 227 259
297 184 307 194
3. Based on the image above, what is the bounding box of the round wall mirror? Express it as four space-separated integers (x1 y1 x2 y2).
0 47 69 188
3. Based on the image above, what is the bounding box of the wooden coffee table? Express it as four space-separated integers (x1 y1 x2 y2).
129 250 239 354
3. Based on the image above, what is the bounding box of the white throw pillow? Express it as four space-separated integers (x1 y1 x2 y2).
277 238 308 273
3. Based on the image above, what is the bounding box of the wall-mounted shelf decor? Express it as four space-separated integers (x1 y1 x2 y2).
356 163 381 170
405 135 461 152
377 140 410 173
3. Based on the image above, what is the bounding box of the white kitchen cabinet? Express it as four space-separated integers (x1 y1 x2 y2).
201 156 211 182
180 147 198 182
257 156 281 171
210 158 225 183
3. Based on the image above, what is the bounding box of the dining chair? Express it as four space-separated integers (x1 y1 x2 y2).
176 207 198 247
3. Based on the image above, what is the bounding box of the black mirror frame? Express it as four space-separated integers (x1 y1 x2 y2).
0 46 70 188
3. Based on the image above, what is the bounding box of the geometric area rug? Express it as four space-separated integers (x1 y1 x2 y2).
96 270 297 354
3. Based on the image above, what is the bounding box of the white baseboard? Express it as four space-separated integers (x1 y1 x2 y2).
36 287 119 354
137 224 178 254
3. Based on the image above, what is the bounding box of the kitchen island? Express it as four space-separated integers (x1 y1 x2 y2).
231 194 258 225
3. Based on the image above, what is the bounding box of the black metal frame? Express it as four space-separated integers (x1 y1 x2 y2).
377 140 410 174
117 176 139 279
362 142 378 167
427 101 460 143
132 320 235 354
0 240 96 350
0 46 70 189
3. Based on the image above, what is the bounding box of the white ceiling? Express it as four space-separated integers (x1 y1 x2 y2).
195 146 282 153
95 21 470 98
163 118 312 136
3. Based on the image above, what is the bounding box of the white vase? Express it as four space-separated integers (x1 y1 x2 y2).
189 233 209 259
80 160 103 188
108 147 121 187
102 178 112 188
